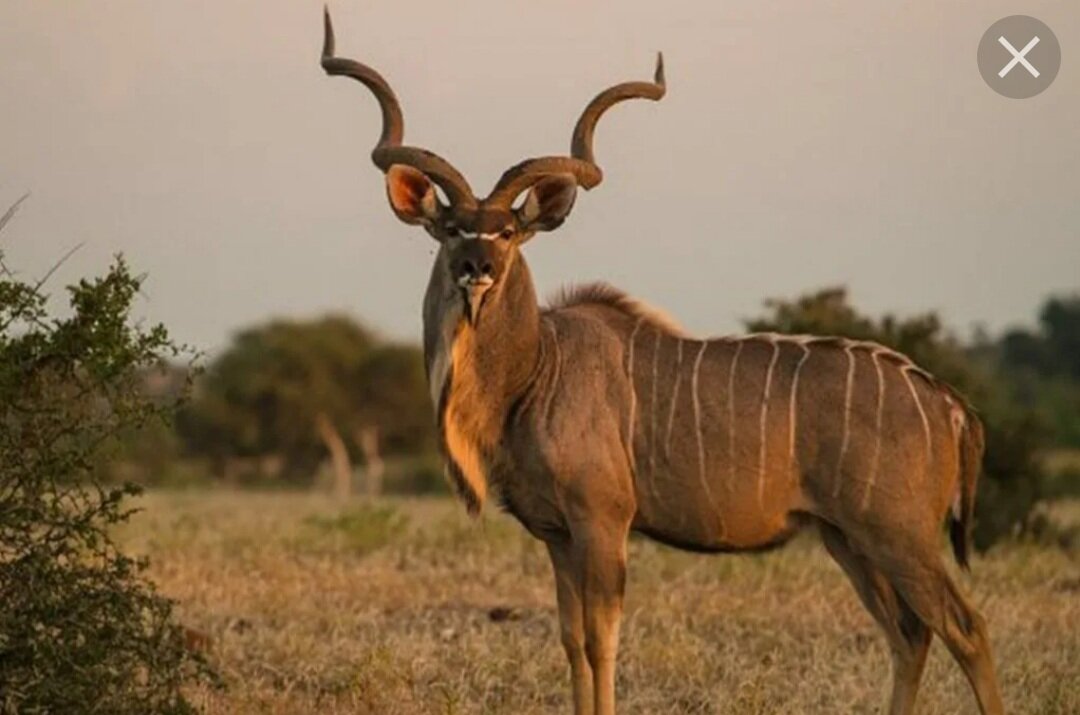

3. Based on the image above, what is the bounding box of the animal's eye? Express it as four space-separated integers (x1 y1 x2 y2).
444 224 459 237
499 227 514 240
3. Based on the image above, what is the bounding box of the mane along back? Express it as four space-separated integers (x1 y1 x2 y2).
546 282 687 337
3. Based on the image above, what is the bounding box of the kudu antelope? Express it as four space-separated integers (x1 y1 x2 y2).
320 10 1005 715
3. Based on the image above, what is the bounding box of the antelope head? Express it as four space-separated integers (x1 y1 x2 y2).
320 8 665 326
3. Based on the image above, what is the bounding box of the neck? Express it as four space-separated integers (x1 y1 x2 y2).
422 249 542 512
423 249 542 406
467 252 542 400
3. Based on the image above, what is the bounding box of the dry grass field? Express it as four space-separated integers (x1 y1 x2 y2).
116 491 1080 714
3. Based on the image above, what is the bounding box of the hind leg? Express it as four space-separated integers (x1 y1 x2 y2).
820 523 932 715
849 524 1006 715
884 557 1005 715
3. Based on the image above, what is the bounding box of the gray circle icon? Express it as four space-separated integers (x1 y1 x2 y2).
978 16 1060 99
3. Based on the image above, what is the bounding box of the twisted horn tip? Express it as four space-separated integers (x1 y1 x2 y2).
654 52 665 88
322 6 335 61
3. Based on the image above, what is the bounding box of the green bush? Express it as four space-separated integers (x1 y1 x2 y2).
0 199 211 713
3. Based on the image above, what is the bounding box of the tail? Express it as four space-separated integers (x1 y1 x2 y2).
949 407 984 570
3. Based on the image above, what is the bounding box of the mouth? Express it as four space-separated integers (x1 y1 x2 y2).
458 275 494 326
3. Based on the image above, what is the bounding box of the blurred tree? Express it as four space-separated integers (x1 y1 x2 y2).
746 287 1047 550
1039 295 1080 380
996 293 1080 449
353 344 433 495
1000 329 1054 376
99 363 192 485
177 316 432 495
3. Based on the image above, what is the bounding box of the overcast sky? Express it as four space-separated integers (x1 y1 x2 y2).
1 1 1076 354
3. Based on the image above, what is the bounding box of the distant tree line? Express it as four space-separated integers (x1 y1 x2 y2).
989 295 1080 449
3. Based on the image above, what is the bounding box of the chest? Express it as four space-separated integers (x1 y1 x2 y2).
441 352 565 534
435 328 500 511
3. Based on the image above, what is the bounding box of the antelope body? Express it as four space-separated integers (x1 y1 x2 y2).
321 10 1005 714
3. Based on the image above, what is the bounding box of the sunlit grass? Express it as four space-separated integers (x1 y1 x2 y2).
117 491 1080 714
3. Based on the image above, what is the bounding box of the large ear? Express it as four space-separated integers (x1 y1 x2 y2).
386 165 441 226
516 175 578 233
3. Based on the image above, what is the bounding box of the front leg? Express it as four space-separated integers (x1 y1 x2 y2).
548 541 593 715
574 521 630 715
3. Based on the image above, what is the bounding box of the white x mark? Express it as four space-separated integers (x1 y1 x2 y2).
998 35 1040 78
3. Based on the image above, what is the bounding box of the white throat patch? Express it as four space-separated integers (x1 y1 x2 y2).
429 304 461 409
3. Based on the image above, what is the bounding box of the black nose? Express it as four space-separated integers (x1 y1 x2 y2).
460 258 494 278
